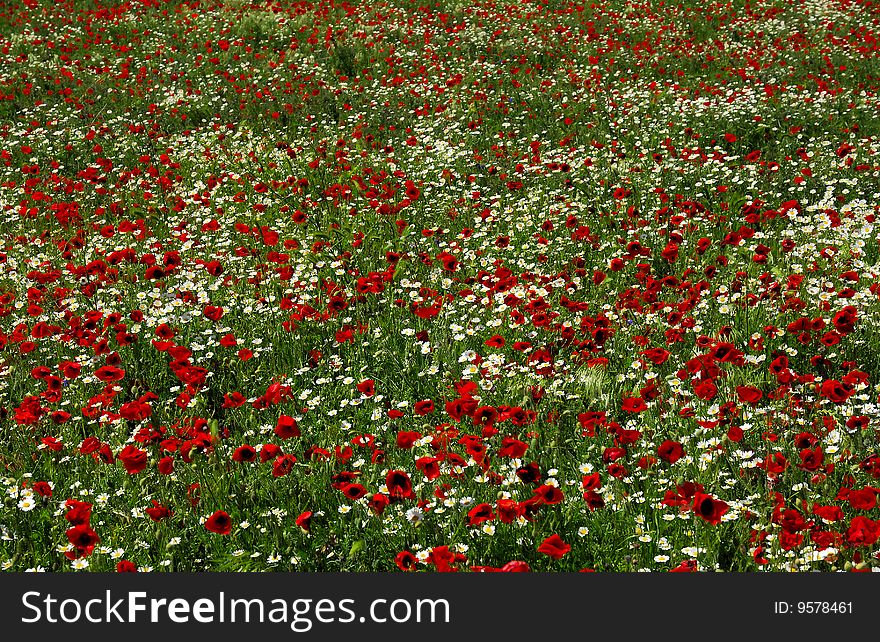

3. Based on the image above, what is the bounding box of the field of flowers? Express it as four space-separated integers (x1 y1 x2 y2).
1 0 880 573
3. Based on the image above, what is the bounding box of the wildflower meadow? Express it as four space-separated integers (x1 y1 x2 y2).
1 0 880 573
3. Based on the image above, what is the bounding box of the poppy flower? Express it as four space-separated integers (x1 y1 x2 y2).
94 365 125 382
414 400 435 415
692 493 729 525
60 362 81 379
847 488 877 511
386 470 415 500
395 551 418 571
484 334 505 348
368 493 390 515
144 500 173 522
657 440 684 464
157 456 174 475
233 445 257 463
66 524 100 557
32 481 52 497
466 503 495 526
118 445 148 475
516 462 541 484
640 348 670 365
833 306 857 334
65 500 92 526
203 305 224 321
295 511 313 532
581 473 601 491
259 444 282 463
621 396 647 413
533 484 564 504
736 385 763 404
844 516 879 546
669 560 698 573
356 379 375 396
498 437 528 458
340 483 367 500
274 415 300 439
537 534 571 560
119 400 152 422
272 454 297 478
798 447 824 472
495 499 521 523
415 456 441 480
395 431 421 449
583 491 605 511
693 380 717 400
204 510 232 535
820 380 852 404
813 504 844 522
436 251 459 272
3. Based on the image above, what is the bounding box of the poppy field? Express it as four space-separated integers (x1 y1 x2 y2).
1 0 880 573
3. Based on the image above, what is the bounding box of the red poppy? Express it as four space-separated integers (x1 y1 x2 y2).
621 396 647 413
693 380 717 400
119 400 152 422
32 481 52 497
295 511 313 531
340 483 367 500
60 362 81 379
640 348 670 365
820 380 852 404
145 500 173 522
65 500 92 526
157 456 174 475
537 534 571 559
495 499 521 524
203 305 224 321
692 493 729 525
66 524 100 557
274 415 300 439
356 379 375 397
533 484 564 504
736 385 763 404
415 456 441 480
386 470 415 500
581 473 601 491
813 504 844 522
847 488 877 511
272 454 297 478
204 510 232 535
833 306 857 334
118 445 148 475
516 462 542 484
657 440 684 464
395 431 421 449
669 559 698 573
368 493 390 515
484 334 505 348
466 503 495 526
799 447 824 472
395 551 417 571
233 445 257 463
844 516 879 547
498 436 528 458
583 491 605 511
94 365 125 382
